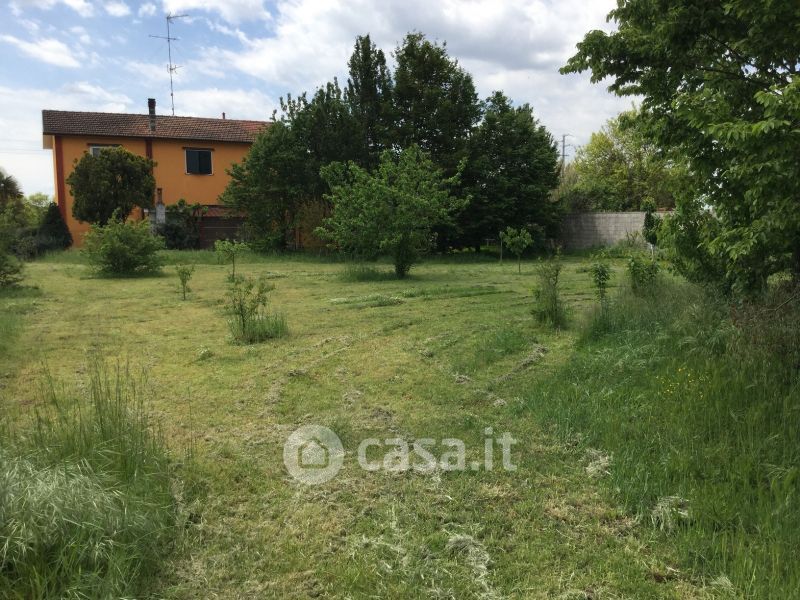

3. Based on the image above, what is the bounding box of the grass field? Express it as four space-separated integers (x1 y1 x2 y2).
1 251 797 598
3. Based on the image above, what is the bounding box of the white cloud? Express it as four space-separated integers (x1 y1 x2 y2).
59 81 133 109
202 0 627 153
69 25 91 45
173 88 275 120
0 0 634 194
204 19 249 44
138 2 157 17
124 60 173 84
160 0 270 24
11 0 95 17
0 34 80 67
0 84 135 195
104 1 131 17
63 0 93 16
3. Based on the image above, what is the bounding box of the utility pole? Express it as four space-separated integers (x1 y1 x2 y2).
560 133 574 174
150 13 188 116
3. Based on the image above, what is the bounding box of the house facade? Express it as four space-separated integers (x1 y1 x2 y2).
42 99 268 246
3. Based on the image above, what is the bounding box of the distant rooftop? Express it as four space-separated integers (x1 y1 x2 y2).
42 109 269 143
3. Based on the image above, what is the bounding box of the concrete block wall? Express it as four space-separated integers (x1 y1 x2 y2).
559 211 648 250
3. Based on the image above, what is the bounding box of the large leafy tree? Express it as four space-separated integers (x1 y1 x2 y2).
567 110 689 212
393 33 481 174
224 81 363 249
67 147 155 225
563 0 800 292
223 122 306 249
282 80 365 192
458 92 560 249
345 34 395 167
317 146 465 277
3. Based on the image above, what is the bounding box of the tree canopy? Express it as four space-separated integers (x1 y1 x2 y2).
563 0 800 292
459 92 560 249
225 31 560 253
67 147 155 226
345 34 394 167
317 146 464 277
0 169 23 210
563 109 688 212
392 33 481 174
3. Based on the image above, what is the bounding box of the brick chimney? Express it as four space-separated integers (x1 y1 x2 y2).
148 98 156 133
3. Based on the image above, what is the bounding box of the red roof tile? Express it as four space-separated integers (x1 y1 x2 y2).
42 110 269 143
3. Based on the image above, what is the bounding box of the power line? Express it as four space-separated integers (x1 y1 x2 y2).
150 12 188 116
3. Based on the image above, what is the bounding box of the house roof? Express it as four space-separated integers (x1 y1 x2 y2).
42 110 269 143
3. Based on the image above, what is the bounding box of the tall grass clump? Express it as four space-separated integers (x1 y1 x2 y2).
519 278 800 597
0 287 40 362
0 358 177 599
532 254 568 328
226 274 288 343
339 263 397 282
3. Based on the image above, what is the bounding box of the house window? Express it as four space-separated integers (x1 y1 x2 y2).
89 144 120 156
185 148 213 175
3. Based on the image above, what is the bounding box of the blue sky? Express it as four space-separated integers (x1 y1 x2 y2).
0 0 629 196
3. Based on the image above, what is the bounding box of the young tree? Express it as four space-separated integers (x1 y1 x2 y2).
563 0 800 292
641 198 660 246
393 33 481 174
175 264 195 300
459 92 560 249
67 147 155 225
317 146 465 278
345 34 395 167
500 226 534 273
214 239 249 280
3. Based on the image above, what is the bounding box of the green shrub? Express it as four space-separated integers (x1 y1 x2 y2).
175 264 195 300
36 203 72 252
589 262 611 303
0 359 176 598
214 239 248 280
226 275 287 343
627 253 660 293
157 200 205 250
83 218 165 276
2 204 71 259
532 254 568 328
0 251 23 288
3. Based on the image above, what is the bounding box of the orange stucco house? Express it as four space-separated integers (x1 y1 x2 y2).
42 99 268 247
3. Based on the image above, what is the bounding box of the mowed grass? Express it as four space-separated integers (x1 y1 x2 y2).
3 251 790 598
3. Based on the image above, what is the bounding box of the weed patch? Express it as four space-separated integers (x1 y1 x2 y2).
0 359 177 598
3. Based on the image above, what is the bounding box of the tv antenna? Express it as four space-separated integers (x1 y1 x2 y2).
150 12 188 115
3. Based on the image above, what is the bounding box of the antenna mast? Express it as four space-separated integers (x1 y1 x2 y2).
150 12 188 115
